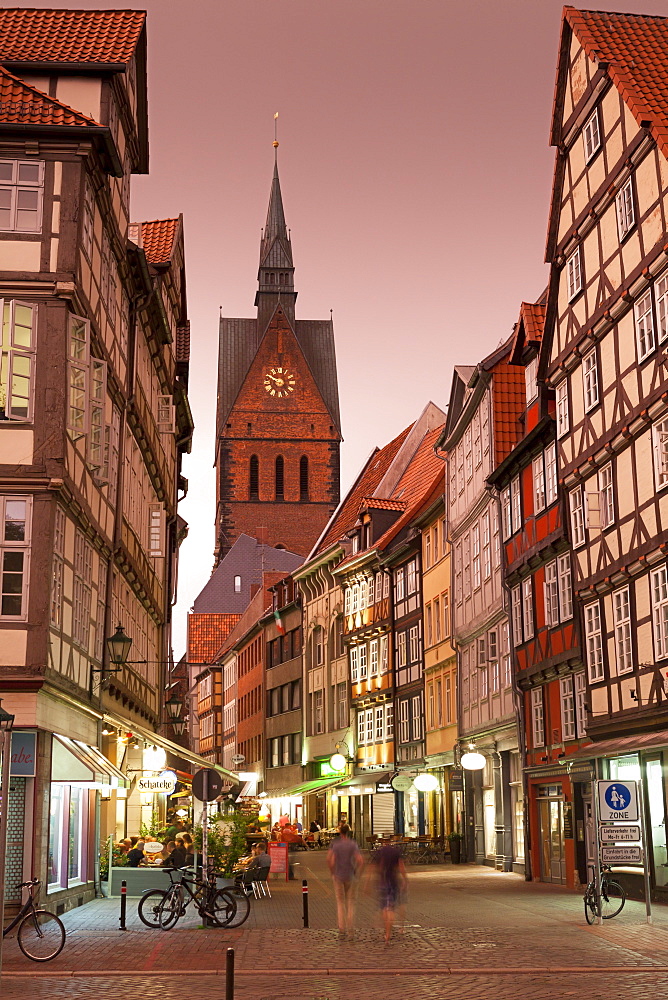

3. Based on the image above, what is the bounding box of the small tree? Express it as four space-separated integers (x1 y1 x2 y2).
100 840 128 879
193 808 259 876
140 808 163 839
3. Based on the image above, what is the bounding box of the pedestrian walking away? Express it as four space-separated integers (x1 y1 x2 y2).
327 824 364 941
371 841 407 943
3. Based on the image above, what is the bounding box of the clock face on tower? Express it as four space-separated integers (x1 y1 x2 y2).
263 366 297 397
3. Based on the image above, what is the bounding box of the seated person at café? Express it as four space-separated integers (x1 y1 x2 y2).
158 840 176 864
165 835 187 868
235 841 271 892
127 840 145 867
182 833 194 865
281 823 307 850
270 822 281 840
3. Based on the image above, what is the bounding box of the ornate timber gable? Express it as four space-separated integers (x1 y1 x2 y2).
543 8 668 739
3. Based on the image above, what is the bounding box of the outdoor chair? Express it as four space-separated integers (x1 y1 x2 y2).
251 867 272 899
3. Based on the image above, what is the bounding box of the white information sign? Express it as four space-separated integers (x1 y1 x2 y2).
600 845 643 863
597 780 639 822
600 825 641 843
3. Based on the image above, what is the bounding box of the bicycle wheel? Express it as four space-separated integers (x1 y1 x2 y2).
218 887 251 928
600 880 625 919
584 885 598 924
17 910 65 961
158 884 184 929
138 889 172 929
208 888 238 927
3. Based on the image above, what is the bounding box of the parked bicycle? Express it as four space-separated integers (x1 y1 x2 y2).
2 879 65 961
583 864 626 923
137 865 250 930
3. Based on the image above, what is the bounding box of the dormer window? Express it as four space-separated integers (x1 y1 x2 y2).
352 533 359 554
234 575 242 593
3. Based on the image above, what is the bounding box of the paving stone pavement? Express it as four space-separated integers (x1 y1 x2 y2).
3 852 668 999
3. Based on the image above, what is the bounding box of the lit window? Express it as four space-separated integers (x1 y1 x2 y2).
234 575 241 593
0 299 37 421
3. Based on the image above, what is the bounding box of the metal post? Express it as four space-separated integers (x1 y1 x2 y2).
119 879 128 930
225 946 235 1000
637 779 653 925
302 878 309 928
0 727 14 974
202 770 208 875
593 775 603 926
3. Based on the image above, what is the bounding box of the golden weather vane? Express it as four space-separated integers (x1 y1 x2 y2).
273 112 279 150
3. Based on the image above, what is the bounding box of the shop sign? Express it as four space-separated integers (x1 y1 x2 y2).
268 841 289 881
376 781 393 793
449 769 463 792
10 731 36 776
391 773 413 793
238 796 260 816
137 770 177 794
563 802 574 839
319 760 346 778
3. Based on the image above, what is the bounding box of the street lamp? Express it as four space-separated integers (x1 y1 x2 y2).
165 692 183 723
461 750 486 770
0 698 15 975
106 625 133 668
414 772 439 792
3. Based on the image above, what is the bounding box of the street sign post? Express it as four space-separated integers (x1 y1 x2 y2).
599 825 641 843
601 845 643 863
192 767 224 802
597 780 639 821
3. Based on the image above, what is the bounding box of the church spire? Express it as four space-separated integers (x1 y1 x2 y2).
255 132 297 332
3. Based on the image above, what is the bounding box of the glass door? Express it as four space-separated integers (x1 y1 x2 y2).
538 797 566 883
645 756 668 888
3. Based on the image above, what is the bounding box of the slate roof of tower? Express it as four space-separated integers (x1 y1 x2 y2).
260 159 292 268
0 65 101 125
140 218 180 266
192 533 303 614
558 7 668 159
217 314 341 434
0 8 145 64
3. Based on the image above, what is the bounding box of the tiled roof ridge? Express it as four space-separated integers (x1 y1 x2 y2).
0 9 145 65
360 497 407 511
139 217 180 266
565 6 668 161
0 64 102 126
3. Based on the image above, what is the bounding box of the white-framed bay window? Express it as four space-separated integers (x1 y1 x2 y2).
0 299 37 421
0 495 31 619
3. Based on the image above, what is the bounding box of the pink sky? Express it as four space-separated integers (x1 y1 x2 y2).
24 0 668 657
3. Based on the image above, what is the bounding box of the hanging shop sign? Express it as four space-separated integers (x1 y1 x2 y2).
390 774 413 793
137 770 178 795
10 731 36 777
319 759 346 778
449 769 464 792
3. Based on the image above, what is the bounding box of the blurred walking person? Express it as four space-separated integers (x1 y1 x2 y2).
372 841 407 943
327 824 364 941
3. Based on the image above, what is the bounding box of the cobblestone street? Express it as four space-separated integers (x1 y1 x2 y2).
2 854 668 999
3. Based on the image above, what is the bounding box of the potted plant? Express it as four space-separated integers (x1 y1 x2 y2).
446 830 463 864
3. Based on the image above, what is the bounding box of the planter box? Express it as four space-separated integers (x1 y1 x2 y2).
106 867 235 897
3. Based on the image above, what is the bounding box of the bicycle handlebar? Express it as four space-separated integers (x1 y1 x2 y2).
16 879 40 889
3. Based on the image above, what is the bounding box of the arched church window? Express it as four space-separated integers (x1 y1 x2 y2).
275 456 284 501
300 456 309 501
249 455 259 501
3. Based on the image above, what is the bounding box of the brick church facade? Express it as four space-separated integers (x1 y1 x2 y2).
214 156 341 561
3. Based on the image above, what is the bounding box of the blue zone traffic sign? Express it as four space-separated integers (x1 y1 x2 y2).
597 779 639 822
604 783 632 812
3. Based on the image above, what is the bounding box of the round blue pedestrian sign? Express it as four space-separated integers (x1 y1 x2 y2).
604 783 631 812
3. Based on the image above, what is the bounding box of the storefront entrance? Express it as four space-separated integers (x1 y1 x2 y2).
646 755 668 889
537 785 566 884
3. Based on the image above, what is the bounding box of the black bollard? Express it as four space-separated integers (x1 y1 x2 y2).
302 878 309 928
119 879 128 930
225 947 235 1000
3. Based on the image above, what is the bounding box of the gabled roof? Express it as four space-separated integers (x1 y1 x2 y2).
509 293 547 365
0 65 101 126
0 8 145 65
555 8 668 161
139 217 181 266
313 425 411 555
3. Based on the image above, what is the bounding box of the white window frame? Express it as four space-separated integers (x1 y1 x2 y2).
657 273 668 345
613 586 633 674
366 707 373 744
533 454 546 513
501 486 512 540
375 705 384 741
358 643 368 680
370 638 379 676
472 523 481 590
583 107 601 162
653 418 668 491
556 379 569 438
525 356 538 405
409 624 420 663
557 553 573 621
582 349 599 412
545 442 557 506
598 463 614 530
412 694 422 741
584 601 604 682
385 702 393 739
567 246 582 300
357 710 366 746
522 576 534 641
575 672 587 736
569 487 586 548
511 585 522 647
544 560 559 629
511 474 522 534
482 512 491 580
0 496 31 620
72 530 93 649
560 676 576 741
380 633 389 673
531 688 545 747
651 565 668 661
0 299 37 422
0 158 44 233
399 699 409 744
616 176 635 241
349 645 358 683
397 631 406 668
635 289 655 362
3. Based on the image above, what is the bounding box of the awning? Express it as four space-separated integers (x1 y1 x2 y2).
52 734 130 788
103 714 238 784
570 731 668 758
336 771 393 790
263 777 345 799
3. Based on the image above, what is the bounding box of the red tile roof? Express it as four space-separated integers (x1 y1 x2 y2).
360 497 406 512
176 323 190 364
520 301 546 345
0 9 145 65
564 7 668 160
389 426 443 511
315 425 411 553
0 65 100 126
140 218 179 266
187 613 241 664
491 359 525 468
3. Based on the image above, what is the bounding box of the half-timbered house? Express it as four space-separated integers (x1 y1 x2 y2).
489 298 588 888
542 7 668 899
438 341 525 871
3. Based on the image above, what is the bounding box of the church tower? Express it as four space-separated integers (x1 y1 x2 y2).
214 152 341 563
